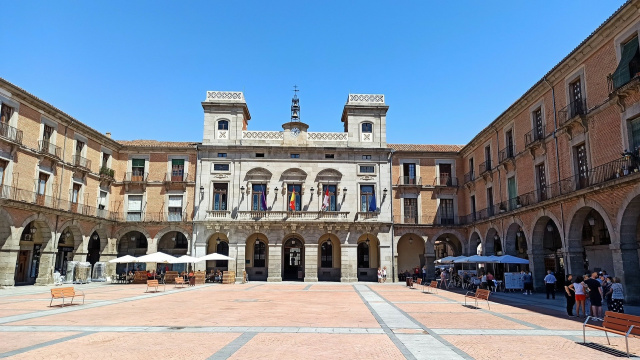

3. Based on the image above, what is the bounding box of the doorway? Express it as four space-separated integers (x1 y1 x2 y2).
16 250 28 283
283 238 304 281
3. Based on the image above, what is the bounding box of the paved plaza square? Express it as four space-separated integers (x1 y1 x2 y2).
0 282 638 359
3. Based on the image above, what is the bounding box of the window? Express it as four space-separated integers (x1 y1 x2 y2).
213 183 228 210
570 78 584 117
43 124 53 141
439 199 454 225
575 143 588 190
0 103 13 124
218 120 229 130
76 140 84 156
98 190 107 210
470 195 476 220
404 198 418 224
102 153 110 169
505 129 514 158
217 153 227 158
37 173 48 196
290 154 300 158
629 116 640 151
287 184 302 211
175 233 188 249
536 163 547 201
127 195 143 221
403 163 416 184
613 36 640 89
255 153 264 158
325 154 334 159
131 159 145 180
360 185 375 212
361 123 373 133
322 184 337 211
357 242 370 268
168 195 183 221
254 241 266 267
507 177 517 210
359 166 375 173
0 160 6 187
252 184 267 211
362 155 371 160
468 158 475 181
484 145 491 169
486 187 494 216
71 183 81 204
438 163 452 186
321 241 333 268
171 159 184 181
213 163 230 171
534 108 544 141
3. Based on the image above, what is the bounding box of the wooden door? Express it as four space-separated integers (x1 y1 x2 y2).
403 198 417 224
16 250 28 283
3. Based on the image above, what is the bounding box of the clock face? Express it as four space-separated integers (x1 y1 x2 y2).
291 127 300 137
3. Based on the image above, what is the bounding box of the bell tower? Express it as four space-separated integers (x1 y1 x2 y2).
291 85 300 121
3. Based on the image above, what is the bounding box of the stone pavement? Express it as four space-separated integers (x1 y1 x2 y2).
0 282 638 359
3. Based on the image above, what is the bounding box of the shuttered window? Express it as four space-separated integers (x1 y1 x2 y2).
98 191 107 210
613 36 640 89
128 196 142 211
168 195 183 221
630 117 640 151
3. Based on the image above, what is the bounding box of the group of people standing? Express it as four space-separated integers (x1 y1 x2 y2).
563 271 625 317
377 267 387 283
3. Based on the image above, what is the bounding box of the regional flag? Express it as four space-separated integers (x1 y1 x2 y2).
322 187 330 211
260 185 268 211
289 189 296 211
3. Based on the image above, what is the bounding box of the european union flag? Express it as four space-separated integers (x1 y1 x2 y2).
368 192 377 212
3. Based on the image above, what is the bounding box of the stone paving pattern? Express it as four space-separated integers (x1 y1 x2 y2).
0 282 638 359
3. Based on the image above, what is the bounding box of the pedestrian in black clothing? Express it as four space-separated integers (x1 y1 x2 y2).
564 274 575 316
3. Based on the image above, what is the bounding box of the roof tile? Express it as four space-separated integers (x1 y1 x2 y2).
388 144 463 153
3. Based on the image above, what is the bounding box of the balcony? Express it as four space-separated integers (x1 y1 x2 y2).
396 176 421 186
608 71 640 112
463 170 475 185
72 155 92 172
236 211 350 221
163 172 191 190
498 145 515 164
558 99 588 135
99 166 115 183
38 140 61 160
434 175 458 187
123 171 149 191
206 210 231 220
0 122 23 146
356 211 379 221
524 126 546 148
479 160 492 174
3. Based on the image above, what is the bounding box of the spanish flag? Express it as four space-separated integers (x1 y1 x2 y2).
289 189 296 211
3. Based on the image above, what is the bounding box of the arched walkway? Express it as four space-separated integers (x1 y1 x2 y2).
567 206 613 276
357 233 380 282
158 231 190 273
531 216 563 290
15 218 53 285
245 233 268 281
117 231 148 273
505 222 528 259
397 233 424 278
484 228 502 256
317 234 341 282
206 233 229 272
469 231 481 256
54 224 83 277
617 191 640 302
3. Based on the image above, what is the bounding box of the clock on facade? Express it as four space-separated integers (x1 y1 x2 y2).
291 127 300 137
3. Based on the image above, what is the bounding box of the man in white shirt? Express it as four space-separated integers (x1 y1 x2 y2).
544 270 557 299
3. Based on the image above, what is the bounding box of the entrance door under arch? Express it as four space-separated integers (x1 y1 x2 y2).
283 238 304 281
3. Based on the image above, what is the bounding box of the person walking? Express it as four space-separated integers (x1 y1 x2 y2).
602 276 613 311
422 265 427 283
570 276 588 317
523 271 533 295
382 267 387 283
440 269 448 289
585 272 603 318
564 274 575 317
377 267 382 283
608 277 625 313
544 270 557 299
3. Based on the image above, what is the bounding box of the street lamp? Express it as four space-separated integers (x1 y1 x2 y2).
588 217 595 226
408 236 413 244
199 186 205 200
216 236 221 245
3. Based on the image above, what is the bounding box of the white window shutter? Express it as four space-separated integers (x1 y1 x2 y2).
128 195 142 211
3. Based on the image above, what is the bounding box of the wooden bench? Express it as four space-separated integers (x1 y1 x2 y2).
583 311 640 357
174 277 186 288
424 281 438 294
50 287 84 307
146 280 165 293
464 289 491 309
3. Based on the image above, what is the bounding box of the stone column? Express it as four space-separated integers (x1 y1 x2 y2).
424 237 435 282
0 248 19 286
611 243 640 305
564 248 585 277
340 244 357 282
304 243 318 282
145 238 158 272
193 242 207 271
231 243 245 282
267 243 282 282
103 237 118 277
528 248 546 291
72 235 89 262
35 251 55 285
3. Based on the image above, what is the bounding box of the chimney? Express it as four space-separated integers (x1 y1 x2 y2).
106 132 111 138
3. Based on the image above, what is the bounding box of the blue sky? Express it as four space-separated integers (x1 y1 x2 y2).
0 1 625 145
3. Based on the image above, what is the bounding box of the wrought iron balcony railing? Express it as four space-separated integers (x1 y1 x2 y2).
524 125 546 147
558 98 588 126
72 155 91 171
498 145 515 163
38 140 61 159
0 122 23 145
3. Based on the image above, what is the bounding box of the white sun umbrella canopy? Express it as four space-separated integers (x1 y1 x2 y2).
108 255 138 263
169 255 200 264
136 252 176 264
197 253 233 262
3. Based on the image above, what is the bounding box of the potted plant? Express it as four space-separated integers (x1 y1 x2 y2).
499 203 506 213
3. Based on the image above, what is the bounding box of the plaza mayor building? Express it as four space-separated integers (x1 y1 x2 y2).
1 0 640 303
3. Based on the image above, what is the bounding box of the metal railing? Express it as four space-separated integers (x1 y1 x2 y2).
72 155 91 171
479 160 492 174
38 140 61 159
463 170 475 184
124 171 148 182
434 175 458 187
498 145 515 163
608 71 640 93
0 122 23 144
524 125 545 147
397 176 421 185
99 166 115 179
558 98 587 126
164 172 191 183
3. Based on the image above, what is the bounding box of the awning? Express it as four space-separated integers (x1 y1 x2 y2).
198 253 233 261
108 255 138 264
137 252 176 263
